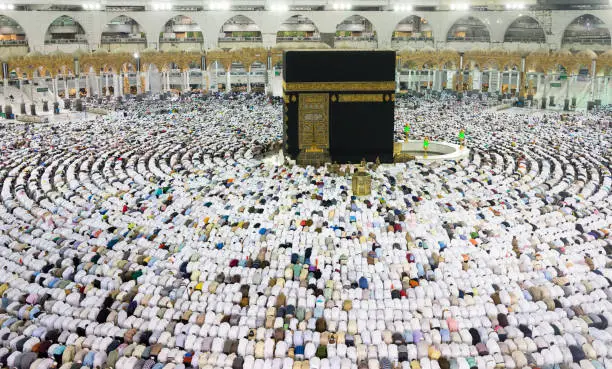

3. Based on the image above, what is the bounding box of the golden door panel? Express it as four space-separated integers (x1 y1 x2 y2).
298 93 329 150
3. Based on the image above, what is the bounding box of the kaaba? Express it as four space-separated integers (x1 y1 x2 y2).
283 50 396 165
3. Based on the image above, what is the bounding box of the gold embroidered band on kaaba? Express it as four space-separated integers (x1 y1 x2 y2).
283 81 395 92
338 94 384 103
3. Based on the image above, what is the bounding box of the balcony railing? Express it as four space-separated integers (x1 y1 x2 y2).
276 36 321 42
503 37 546 43
218 36 263 42
562 36 611 45
101 38 146 44
391 36 434 41
334 36 377 41
210 71 267 76
0 40 27 46
447 36 490 42
160 37 204 43
45 39 88 44
48 25 81 33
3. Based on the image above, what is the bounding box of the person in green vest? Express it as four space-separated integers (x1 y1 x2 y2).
458 129 466 149
423 136 430 157
404 123 410 138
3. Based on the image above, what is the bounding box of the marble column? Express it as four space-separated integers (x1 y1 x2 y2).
432 70 437 91
247 68 251 93
51 78 56 101
395 70 400 93
591 59 597 101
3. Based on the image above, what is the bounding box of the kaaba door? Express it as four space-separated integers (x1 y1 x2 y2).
298 93 330 152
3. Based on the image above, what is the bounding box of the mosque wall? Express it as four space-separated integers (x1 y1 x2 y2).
0 9 609 106
0 9 609 53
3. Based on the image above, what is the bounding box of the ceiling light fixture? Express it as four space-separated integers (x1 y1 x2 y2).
505 3 525 9
332 3 352 10
270 3 289 11
210 1 231 10
450 3 469 10
393 4 413 11
152 2 172 10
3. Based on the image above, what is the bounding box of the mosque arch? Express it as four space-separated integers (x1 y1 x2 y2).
276 15 320 42
219 15 262 43
160 15 203 44
0 15 27 45
335 14 377 42
102 15 147 45
44 15 87 45
504 16 546 43
446 16 490 43
562 14 611 48
392 15 433 41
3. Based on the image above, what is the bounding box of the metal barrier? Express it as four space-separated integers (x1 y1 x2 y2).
101 38 146 44
446 36 490 42
276 37 321 42
0 40 27 46
218 37 263 42
159 37 204 43
45 39 88 44
391 37 434 41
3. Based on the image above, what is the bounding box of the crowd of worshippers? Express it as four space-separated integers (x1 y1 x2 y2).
0 92 610 369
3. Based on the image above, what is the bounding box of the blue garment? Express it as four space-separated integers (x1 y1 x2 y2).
440 329 451 342
29 306 40 320
413 330 423 343
314 306 323 318
403 330 413 343
48 278 60 288
358 277 368 289
53 345 66 356
2 317 17 328
416 263 425 277
83 352 96 367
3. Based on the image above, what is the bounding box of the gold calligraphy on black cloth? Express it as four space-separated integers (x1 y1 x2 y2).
298 93 329 150
284 81 395 92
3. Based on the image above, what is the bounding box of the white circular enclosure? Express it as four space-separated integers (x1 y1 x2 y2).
396 140 470 161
